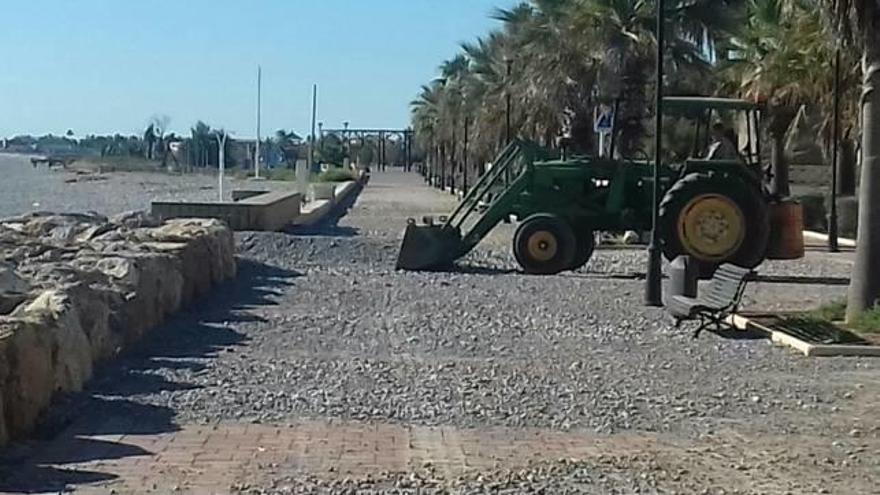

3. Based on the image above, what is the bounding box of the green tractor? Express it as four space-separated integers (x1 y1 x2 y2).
397 96 802 275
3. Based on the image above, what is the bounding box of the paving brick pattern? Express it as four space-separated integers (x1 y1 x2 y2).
4 419 663 494
8 417 878 494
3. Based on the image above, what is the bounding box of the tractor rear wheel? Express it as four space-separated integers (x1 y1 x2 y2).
570 227 596 271
514 214 577 275
659 172 769 273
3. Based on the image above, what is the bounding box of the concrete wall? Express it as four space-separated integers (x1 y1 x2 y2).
0 215 236 446
152 190 302 231
293 180 361 227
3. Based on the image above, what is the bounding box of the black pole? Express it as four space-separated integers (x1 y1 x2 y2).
343 121 349 163
318 122 324 152
440 143 445 190
829 47 841 252
309 84 317 170
609 97 621 159
379 132 384 172
450 123 456 194
645 0 665 307
506 58 513 143
405 130 412 172
463 118 469 195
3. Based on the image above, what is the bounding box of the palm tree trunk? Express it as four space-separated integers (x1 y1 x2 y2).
847 37 880 321
770 133 790 197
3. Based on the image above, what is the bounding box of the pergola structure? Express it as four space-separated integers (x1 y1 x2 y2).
320 127 414 172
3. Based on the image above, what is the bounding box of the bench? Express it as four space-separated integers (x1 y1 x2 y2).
667 263 754 338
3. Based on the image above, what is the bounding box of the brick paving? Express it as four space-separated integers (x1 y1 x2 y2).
3 419 666 494
6 417 877 494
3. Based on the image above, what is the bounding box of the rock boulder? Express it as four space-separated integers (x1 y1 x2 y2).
0 212 235 445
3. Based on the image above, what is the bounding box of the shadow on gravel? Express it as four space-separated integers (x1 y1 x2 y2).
0 258 301 494
449 264 518 275
753 274 850 286
286 182 363 238
709 327 767 340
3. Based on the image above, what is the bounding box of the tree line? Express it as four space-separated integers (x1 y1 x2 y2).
411 0 879 322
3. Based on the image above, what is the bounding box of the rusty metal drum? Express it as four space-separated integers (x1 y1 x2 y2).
766 199 805 260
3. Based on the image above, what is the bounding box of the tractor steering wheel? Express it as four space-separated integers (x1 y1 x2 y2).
625 149 651 163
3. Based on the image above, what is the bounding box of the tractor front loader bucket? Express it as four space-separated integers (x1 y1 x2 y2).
395 220 464 271
396 140 543 272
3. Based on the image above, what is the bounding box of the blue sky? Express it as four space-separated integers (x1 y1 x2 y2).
0 0 515 138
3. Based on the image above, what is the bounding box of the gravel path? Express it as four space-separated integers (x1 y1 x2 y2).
17 169 880 493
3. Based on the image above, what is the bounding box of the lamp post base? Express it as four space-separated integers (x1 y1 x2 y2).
645 242 664 307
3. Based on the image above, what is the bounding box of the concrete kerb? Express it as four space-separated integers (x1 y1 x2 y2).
803 230 857 248
726 313 880 357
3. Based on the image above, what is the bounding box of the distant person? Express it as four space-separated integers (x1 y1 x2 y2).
706 123 739 160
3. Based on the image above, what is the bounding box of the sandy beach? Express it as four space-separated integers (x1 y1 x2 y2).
0 153 254 218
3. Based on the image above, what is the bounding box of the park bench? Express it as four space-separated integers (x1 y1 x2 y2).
667 263 754 338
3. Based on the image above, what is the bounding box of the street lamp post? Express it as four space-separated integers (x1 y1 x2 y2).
255 66 262 179
505 58 513 144
318 122 324 152
829 47 841 253
463 117 469 195
343 121 350 161
645 0 665 307
406 128 413 172
309 84 317 171
217 131 229 202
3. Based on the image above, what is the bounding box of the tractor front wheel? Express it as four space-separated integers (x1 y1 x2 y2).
659 173 769 273
513 214 577 275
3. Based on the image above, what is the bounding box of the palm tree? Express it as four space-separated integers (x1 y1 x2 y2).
411 0 741 168
190 121 212 168
723 0 845 196
824 0 880 320
274 130 302 167
411 82 443 182
144 124 156 160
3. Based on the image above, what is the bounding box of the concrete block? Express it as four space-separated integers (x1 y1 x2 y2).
232 190 269 202
310 183 336 202
151 191 302 231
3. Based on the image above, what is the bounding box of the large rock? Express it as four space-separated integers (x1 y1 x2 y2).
9 212 111 244
0 212 236 445
0 319 54 437
17 291 93 393
64 283 123 361
111 210 161 230
0 264 29 315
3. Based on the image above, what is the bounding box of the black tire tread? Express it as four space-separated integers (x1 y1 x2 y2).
513 213 577 275
658 171 769 272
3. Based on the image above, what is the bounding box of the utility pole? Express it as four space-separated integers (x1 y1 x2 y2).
645 0 665 307
309 84 317 171
318 122 324 152
255 66 262 179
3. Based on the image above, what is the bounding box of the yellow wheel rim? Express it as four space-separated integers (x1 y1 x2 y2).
677 194 745 261
526 230 558 262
